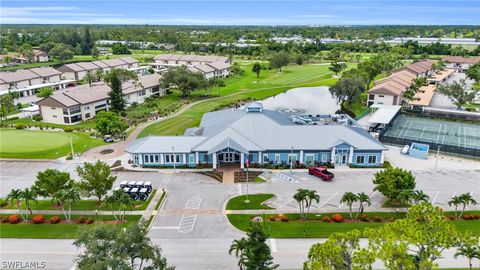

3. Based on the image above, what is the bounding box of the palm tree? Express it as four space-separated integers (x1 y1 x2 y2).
304 190 320 220
340 192 358 220
6 189 25 221
51 188 80 222
356 192 371 217
84 71 94 86
458 193 478 218
454 243 480 270
19 188 37 221
412 190 430 204
229 238 248 270
293 189 308 220
106 189 134 221
397 189 415 206
448 195 463 219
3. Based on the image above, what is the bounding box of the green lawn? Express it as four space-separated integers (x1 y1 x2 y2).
3 117 96 130
138 63 344 137
227 211 480 238
0 214 141 239
2 190 159 211
226 194 275 210
0 129 105 159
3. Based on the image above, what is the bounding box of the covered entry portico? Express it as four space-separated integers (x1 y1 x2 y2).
211 147 248 169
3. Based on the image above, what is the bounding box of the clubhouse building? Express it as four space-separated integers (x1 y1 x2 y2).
125 102 387 168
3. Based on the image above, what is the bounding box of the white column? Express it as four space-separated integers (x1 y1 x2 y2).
300 150 304 164
348 146 354 164
160 154 164 165
195 152 199 164
258 151 262 164
380 152 385 164
331 147 336 163
240 153 245 169
139 154 143 166
183 154 187 164
213 154 217 169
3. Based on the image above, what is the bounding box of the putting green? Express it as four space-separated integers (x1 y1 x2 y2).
0 129 105 159
1 129 70 153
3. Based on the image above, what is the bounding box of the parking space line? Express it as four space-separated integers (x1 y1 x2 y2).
270 239 277 253
151 226 180 230
432 191 440 204
319 192 338 208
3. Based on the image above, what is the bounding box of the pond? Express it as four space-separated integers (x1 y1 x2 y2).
258 86 340 115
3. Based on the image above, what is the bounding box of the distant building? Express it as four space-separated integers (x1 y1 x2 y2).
37 74 164 125
33 50 50 62
125 102 387 168
442 56 480 72
152 54 231 79
57 57 140 81
0 67 75 98
368 60 433 107
385 37 480 46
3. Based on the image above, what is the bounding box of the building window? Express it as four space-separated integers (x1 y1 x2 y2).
85 113 91 118
51 107 56 110
138 90 146 97
263 154 269 163
356 155 365 164
368 155 377 164
134 155 139 164
84 106 90 111
379 95 384 97
188 154 195 163
144 155 159 164
368 94 374 100
305 154 315 164
165 154 181 163
288 154 297 163
274 154 280 163
321 153 328 162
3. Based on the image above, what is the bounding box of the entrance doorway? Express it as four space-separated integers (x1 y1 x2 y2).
335 154 348 165
220 152 240 163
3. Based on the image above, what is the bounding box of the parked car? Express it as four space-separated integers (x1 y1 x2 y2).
308 166 334 181
104 135 114 143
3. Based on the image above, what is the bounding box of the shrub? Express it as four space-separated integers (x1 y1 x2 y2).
359 214 369 222
473 214 480 220
0 200 8 208
373 216 383 222
268 215 276 222
321 216 332 222
8 215 20 224
85 218 95 224
63 127 73 132
447 215 456 221
77 217 85 224
275 214 288 222
15 124 25 129
331 214 344 223
0 217 8 223
32 115 42 121
32 215 45 224
462 214 474 220
49 216 61 224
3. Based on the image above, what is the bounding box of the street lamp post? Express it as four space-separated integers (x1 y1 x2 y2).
69 134 74 159
245 156 250 203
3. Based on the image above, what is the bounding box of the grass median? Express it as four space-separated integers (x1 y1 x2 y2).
0 214 142 239
226 194 275 210
227 211 480 238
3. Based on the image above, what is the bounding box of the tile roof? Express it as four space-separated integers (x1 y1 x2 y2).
442 56 480 65
57 63 84 73
101 58 128 67
75 61 101 71
29 67 61 77
0 69 39 83
118 57 139 64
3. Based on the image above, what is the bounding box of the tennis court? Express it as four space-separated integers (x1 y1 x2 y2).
381 115 480 157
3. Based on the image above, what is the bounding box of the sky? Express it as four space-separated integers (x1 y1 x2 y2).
1 0 480 25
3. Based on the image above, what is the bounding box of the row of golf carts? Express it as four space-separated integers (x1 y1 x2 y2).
114 181 153 201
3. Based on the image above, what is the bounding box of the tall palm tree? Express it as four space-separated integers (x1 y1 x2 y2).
356 192 371 217
448 195 463 219
52 188 80 222
106 189 134 221
397 189 415 206
340 192 358 220
293 189 308 220
84 71 94 86
454 243 480 270
304 190 320 220
412 190 430 204
458 193 478 218
19 188 37 221
229 238 248 270
7 189 25 221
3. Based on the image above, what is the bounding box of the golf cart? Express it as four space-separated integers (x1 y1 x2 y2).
144 181 152 193
135 181 144 188
129 187 139 200
104 135 114 143
138 188 149 201
120 181 128 188
127 181 136 188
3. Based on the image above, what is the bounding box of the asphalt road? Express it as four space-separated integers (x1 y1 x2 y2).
1 161 480 269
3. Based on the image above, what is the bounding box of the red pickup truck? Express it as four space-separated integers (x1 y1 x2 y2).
308 166 334 181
